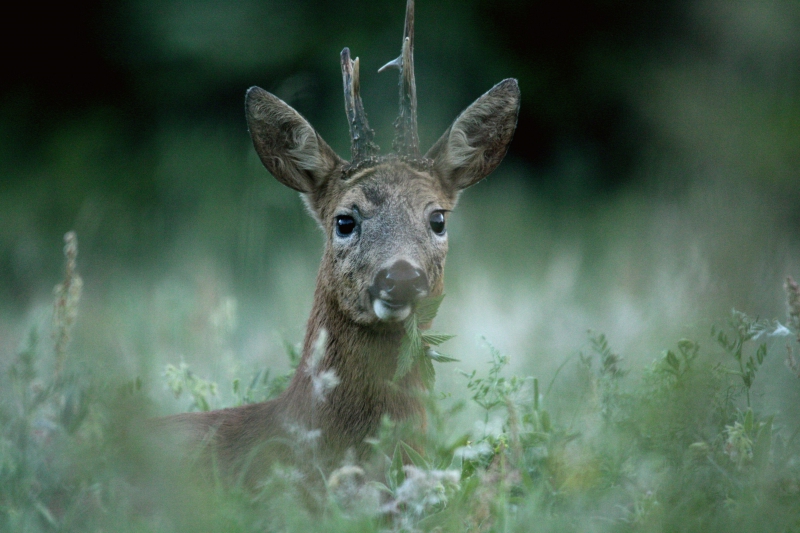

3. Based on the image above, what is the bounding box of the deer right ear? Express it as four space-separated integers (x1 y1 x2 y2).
425 79 520 193
246 86 344 193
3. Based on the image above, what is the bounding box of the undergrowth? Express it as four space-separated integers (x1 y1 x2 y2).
1 234 799 532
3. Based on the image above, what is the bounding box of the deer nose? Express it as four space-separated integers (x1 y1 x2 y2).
369 261 428 305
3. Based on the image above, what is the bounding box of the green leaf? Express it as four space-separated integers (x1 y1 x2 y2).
400 441 430 469
426 348 459 363
250 370 263 389
540 409 551 432
61 386 90 435
35 500 58 527
665 350 680 371
448 451 463 472
756 343 767 364
404 311 417 334
388 443 405 490
415 294 445 324
417 510 452 530
197 395 210 412
421 331 456 346
395 295 456 387
395 333 417 382
677 339 698 360
744 408 754 435
370 481 393 496
420 355 436 390
395 314 423 382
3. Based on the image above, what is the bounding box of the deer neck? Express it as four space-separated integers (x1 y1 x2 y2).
303 281 410 390
282 280 424 450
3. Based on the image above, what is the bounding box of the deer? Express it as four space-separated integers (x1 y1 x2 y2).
164 0 520 485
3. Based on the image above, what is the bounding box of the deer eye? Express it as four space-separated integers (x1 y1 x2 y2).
335 215 357 237
429 211 446 235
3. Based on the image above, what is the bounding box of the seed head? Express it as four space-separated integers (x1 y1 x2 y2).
53 231 82 378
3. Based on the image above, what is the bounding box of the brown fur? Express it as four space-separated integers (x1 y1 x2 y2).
163 36 520 486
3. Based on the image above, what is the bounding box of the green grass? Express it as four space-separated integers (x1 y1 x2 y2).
1 236 799 533
3 1 799 529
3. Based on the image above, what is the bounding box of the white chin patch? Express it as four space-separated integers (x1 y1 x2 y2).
372 299 412 322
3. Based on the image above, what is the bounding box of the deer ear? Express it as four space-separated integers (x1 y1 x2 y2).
425 79 520 192
246 86 344 193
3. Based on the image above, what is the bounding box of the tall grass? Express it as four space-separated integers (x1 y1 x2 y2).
1 231 798 532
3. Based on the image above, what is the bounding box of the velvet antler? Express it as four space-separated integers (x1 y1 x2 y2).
379 0 419 158
341 48 379 162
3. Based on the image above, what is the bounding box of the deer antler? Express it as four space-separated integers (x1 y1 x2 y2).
379 0 419 158
341 48 379 163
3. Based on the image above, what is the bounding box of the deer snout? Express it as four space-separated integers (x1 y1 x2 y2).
368 260 428 321
371 261 428 303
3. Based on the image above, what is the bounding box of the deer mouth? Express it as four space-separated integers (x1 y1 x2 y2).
371 296 413 322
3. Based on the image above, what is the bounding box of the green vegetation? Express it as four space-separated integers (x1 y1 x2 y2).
2 2 800 531
1 235 798 533
395 294 457 387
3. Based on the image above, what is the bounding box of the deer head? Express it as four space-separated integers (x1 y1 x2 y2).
159 0 521 484
245 0 520 327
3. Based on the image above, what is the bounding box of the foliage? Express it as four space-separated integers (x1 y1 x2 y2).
1 237 800 532
395 294 457 389
712 311 772 407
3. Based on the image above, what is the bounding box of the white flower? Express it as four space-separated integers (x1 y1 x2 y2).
769 322 792 337
390 466 461 516
453 441 493 461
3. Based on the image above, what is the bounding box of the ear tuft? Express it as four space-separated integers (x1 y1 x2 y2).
425 79 520 191
246 87 343 193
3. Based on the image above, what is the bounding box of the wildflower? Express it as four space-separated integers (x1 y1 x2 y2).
164 362 218 411
386 465 460 516
769 323 793 337
327 465 380 516
723 422 753 469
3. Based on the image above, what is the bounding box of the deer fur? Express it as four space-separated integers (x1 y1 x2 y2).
164 3 520 485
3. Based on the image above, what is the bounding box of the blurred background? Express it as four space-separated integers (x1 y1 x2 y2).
1 0 799 408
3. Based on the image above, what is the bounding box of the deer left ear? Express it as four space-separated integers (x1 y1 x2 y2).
246 86 343 193
425 79 520 192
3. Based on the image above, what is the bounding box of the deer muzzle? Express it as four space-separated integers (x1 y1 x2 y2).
368 260 428 321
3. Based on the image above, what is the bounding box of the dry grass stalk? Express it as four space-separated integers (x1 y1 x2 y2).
785 276 800 377
786 276 800 338
53 231 82 379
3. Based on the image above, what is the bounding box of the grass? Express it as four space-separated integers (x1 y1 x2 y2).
1 232 799 533
3 1 799 529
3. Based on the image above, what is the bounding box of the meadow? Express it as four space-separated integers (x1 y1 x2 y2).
2 182 799 531
2 0 800 531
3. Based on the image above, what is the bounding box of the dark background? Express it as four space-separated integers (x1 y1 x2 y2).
3 1 690 194
2 0 799 352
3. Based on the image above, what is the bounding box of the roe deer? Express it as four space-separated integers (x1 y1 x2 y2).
166 0 520 482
